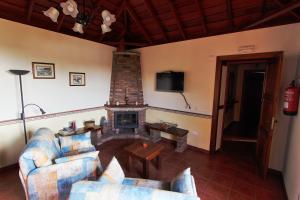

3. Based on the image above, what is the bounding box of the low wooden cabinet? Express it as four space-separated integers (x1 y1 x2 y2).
145 123 188 152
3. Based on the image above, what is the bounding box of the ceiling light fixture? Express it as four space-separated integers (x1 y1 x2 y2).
43 7 59 23
73 22 84 34
101 10 116 34
43 0 116 35
60 0 79 18
101 24 112 34
102 10 116 26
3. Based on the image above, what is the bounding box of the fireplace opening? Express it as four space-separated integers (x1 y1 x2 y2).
114 111 138 129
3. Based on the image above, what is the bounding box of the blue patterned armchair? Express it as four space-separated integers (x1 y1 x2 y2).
69 157 200 200
19 128 102 200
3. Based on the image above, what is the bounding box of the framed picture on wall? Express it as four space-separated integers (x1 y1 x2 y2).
69 72 86 86
32 62 55 79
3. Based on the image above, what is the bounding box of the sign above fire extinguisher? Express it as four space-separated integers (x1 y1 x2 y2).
283 80 300 116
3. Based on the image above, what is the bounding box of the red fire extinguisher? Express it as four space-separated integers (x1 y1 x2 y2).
283 80 300 116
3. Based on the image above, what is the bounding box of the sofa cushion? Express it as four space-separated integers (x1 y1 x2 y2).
54 151 99 164
98 157 124 184
62 146 96 157
170 168 197 196
59 131 94 154
122 178 170 190
70 181 200 200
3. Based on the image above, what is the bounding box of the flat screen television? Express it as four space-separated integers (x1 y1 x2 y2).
156 71 184 92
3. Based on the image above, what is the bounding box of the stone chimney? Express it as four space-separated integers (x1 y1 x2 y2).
109 51 143 105
105 51 146 135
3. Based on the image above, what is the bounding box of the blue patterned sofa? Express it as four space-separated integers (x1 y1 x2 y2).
69 157 200 200
19 128 102 200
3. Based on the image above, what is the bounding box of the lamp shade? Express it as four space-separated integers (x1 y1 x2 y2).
101 10 116 26
9 70 30 76
72 22 84 34
60 0 79 18
101 24 112 34
43 7 59 23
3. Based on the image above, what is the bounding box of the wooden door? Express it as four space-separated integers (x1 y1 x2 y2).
256 58 282 178
215 65 228 150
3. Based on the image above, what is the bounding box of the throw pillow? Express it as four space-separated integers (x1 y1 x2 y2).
59 131 94 154
55 151 99 164
34 128 61 157
98 156 124 184
23 147 53 167
22 130 61 168
170 167 197 196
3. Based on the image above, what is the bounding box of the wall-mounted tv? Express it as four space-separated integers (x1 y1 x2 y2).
156 71 184 92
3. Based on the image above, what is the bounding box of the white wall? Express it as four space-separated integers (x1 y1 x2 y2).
0 18 114 121
0 18 114 167
284 115 300 200
139 23 300 172
283 60 300 200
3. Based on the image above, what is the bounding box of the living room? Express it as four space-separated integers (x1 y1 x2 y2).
0 0 300 200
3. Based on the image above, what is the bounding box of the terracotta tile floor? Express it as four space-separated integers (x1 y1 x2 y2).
0 139 287 200
99 139 287 200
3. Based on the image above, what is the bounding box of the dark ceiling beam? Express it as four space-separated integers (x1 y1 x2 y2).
117 38 125 51
99 0 126 42
261 0 267 16
26 0 35 22
126 2 153 43
273 0 300 20
118 29 127 41
143 0 168 42
166 0 186 40
118 10 128 41
104 41 148 47
194 0 208 35
245 0 300 29
86 0 104 29
226 0 234 30
88 0 97 8
56 15 66 31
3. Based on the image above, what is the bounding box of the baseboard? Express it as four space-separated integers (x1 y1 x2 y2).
160 138 209 154
268 168 282 176
0 163 18 173
187 144 210 154
268 168 288 200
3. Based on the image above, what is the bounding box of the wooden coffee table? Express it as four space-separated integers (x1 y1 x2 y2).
124 141 164 179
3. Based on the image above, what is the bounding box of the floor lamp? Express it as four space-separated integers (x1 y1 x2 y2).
9 70 46 144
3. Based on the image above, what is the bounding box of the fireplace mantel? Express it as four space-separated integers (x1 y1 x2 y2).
105 104 148 111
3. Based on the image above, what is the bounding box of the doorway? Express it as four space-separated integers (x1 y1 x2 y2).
210 52 283 178
222 66 266 142
240 70 265 135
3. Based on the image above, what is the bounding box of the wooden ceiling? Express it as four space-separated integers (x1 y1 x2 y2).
1 0 300 49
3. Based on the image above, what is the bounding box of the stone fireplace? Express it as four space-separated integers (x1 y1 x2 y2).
115 111 138 129
105 51 147 135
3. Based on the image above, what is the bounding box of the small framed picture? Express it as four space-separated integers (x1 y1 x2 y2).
69 72 86 86
32 62 55 79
